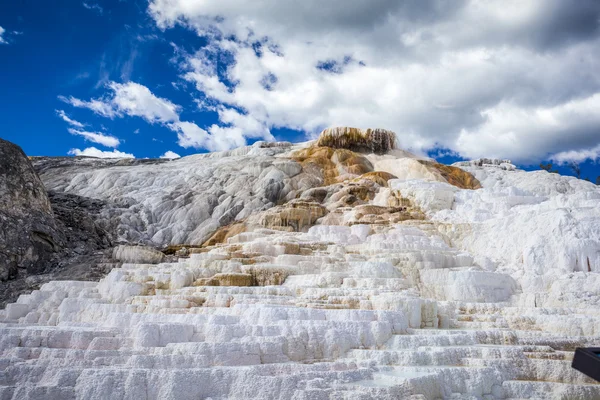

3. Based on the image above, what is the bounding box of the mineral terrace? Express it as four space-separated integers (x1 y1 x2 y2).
1 128 599 399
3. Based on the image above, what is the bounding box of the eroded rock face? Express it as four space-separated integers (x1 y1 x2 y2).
0 139 117 307
29 131 478 249
47 191 112 255
0 138 64 281
32 142 313 246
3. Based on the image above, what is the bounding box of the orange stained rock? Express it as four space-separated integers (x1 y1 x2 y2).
292 146 373 185
316 127 396 154
252 200 328 232
419 161 482 190
211 273 254 287
203 222 247 246
355 171 398 187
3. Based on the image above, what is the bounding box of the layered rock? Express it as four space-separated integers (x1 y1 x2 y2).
291 145 374 185
435 160 600 308
28 130 475 248
1 219 598 398
1 130 599 399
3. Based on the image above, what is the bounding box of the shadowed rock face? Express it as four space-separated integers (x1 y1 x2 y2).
0 139 119 307
0 138 65 281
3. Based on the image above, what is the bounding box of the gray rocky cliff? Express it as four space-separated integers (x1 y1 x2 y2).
0 138 118 306
0 138 64 281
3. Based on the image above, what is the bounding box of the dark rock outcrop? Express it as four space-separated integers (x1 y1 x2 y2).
0 138 118 307
0 138 65 281
48 191 113 253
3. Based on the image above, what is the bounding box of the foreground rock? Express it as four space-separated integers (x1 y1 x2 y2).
0 139 115 307
1 128 599 398
0 138 65 281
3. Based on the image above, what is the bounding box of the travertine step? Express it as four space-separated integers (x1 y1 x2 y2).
502 380 600 400
1 221 599 398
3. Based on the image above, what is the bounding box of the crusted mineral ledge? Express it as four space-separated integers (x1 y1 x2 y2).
1 128 600 399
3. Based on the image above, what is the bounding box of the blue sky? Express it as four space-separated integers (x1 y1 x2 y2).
0 0 215 159
1 0 599 181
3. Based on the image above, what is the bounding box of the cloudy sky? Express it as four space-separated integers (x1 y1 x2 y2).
1 0 599 178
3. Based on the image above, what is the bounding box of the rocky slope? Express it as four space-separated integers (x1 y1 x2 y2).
0 138 64 281
0 139 116 307
1 128 599 399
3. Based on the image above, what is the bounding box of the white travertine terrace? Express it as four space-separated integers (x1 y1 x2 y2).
2 136 600 399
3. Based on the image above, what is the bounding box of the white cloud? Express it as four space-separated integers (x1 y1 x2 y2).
551 144 600 165
148 0 600 163
68 128 121 148
82 2 103 15
60 82 180 123
160 150 181 159
107 82 180 124
0 26 6 44
456 94 600 162
169 121 208 148
56 110 85 128
59 95 119 118
134 128 140 134
68 147 134 158
63 81 273 152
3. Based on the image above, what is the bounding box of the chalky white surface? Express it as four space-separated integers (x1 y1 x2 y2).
36 142 309 246
2 154 600 399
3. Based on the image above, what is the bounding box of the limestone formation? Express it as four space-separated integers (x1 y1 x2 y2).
31 141 312 246
1 131 600 399
291 145 374 185
112 245 165 264
418 161 482 190
316 127 397 154
247 200 328 232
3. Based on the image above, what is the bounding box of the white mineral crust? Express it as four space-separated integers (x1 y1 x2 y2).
2 146 599 399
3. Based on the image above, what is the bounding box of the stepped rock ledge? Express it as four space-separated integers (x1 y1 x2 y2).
1 128 599 399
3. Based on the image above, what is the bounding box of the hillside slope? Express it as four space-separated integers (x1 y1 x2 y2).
1 128 599 399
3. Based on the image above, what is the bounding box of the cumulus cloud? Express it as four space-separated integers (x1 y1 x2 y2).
160 150 181 159
106 82 180 123
68 147 134 158
56 110 85 128
457 94 600 161
551 144 600 165
0 26 6 44
148 0 600 163
68 128 121 148
60 82 179 123
62 81 270 151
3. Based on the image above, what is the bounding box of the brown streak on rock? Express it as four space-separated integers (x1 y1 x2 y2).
202 223 248 246
419 161 482 190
